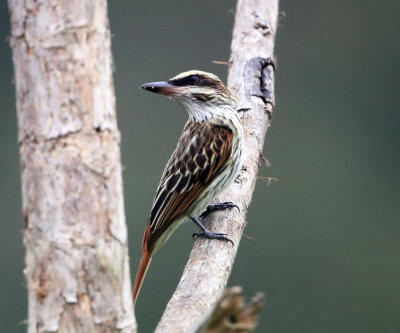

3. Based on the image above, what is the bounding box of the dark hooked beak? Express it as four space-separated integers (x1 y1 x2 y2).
140 81 185 96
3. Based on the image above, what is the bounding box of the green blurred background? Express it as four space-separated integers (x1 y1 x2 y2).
1 1 399 332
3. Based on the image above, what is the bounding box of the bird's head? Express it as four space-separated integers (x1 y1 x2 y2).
141 70 237 121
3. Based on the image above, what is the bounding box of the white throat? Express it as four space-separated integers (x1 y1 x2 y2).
181 99 238 124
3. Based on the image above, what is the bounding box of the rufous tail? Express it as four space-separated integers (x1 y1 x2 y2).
133 225 153 305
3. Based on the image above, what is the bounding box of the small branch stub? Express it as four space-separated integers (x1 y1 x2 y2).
192 287 265 333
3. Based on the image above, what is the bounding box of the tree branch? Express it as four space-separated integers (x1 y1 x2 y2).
8 0 136 331
155 1 279 332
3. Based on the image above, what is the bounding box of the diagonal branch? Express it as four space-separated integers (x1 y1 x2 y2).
155 1 279 332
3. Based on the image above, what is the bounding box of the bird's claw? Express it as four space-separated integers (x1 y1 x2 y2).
192 230 234 246
220 201 240 212
200 202 240 219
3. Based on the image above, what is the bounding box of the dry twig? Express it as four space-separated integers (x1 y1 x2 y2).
191 287 265 333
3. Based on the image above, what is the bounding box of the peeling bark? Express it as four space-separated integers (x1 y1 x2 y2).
8 0 136 332
155 1 279 332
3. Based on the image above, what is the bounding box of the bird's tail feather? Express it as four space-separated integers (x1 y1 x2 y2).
133 225 153 305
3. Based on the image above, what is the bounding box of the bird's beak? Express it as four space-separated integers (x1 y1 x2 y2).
140 81 186 96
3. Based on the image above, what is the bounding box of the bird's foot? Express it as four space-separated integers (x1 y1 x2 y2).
199 202 239 219
192 230 234 246
190 216 234 246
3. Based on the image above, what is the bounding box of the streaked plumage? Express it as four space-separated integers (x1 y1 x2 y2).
133 70 243 304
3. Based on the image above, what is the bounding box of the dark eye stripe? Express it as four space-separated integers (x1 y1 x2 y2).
169 74 215 87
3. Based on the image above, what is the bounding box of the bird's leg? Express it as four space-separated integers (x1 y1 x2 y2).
199 202 239 220
190 216 234 245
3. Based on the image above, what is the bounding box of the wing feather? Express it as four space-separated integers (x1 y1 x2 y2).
146 122 233 251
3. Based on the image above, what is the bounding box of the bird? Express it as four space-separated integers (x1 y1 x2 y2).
133 70 243 304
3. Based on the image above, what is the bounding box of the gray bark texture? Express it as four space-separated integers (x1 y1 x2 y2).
155 0 279 332
8 0 136 332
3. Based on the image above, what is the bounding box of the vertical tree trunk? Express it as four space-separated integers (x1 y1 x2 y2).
155 0 279 332
8 1 136 332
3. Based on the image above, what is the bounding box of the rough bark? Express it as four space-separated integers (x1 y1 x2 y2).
8 0 136 332
155 0 279 332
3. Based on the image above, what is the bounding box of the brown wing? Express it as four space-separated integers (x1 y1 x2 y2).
146 122 233 251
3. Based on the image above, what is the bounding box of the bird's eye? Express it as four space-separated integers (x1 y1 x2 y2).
188 75 200 85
